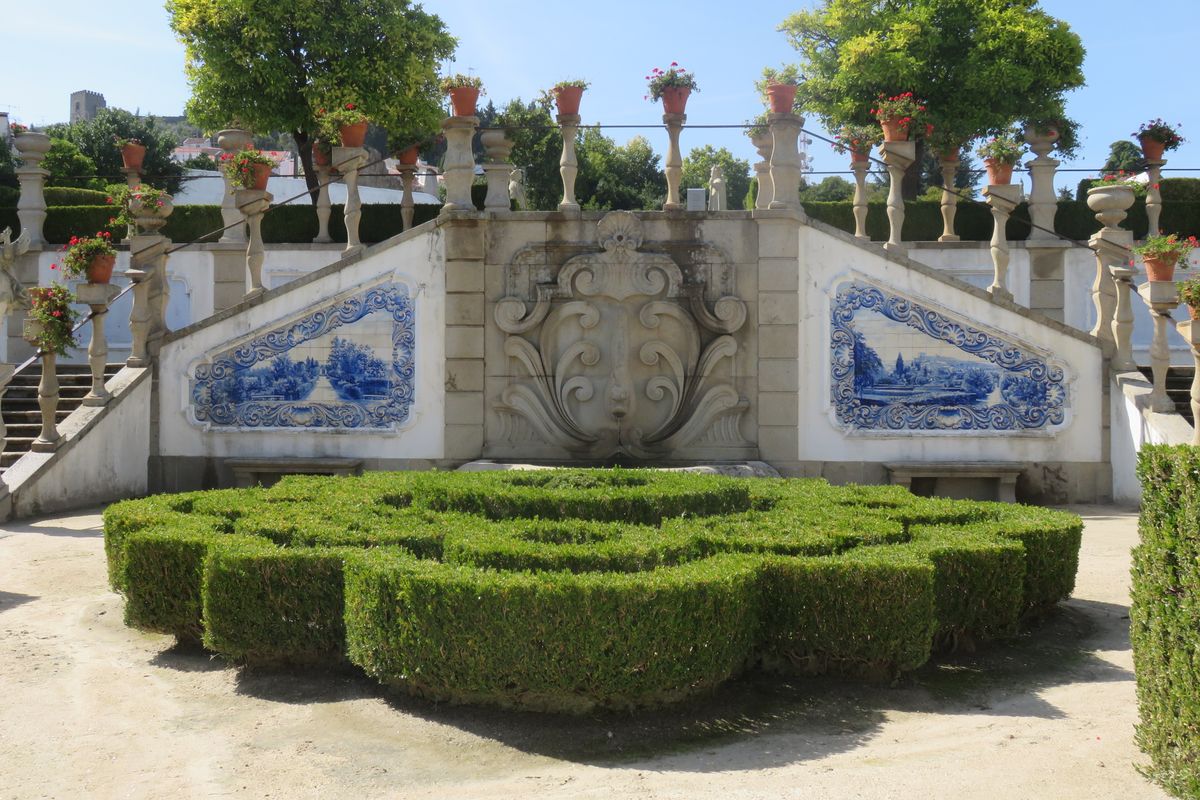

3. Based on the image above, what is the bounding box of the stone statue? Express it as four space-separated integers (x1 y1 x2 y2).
0 227 31 317
508 168 528 211
708 165 727 212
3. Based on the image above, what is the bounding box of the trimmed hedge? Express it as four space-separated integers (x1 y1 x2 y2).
103 470 1083 712
1133 446 1200 798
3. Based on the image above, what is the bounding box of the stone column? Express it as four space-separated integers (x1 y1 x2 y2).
984 183 1021 302
1176 319 1200 445
767 112 803 211
21 320 59 452
1139 280 1178 412
314 162 333 243
751 131 773 210
75 282 121 406
441 115 479 212
663 112 685 210
333 147 367 255
1110 262 1137 372
938 156 960 242
1145 158 1166 237
120 167 141 243
398 165 417 230
126 266 151 368
850 158 870 240
235 189 272 298
13 132 50 247
129 197 174 360
880 141 916 254
1087 186 1136 351
556 115 581 212
216 129 252 243
1024 127 1061 240
480 129 514 212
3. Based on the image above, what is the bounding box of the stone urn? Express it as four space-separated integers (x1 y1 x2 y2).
216 128 253 154
479 128 513 163
131 192 174 234
1087 184 1136 229
13 131 51 159
1022 124 1060 148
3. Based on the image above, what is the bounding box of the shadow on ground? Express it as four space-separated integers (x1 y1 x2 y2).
0 590 38 612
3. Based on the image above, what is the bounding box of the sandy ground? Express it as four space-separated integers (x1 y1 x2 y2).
0 505 1169 800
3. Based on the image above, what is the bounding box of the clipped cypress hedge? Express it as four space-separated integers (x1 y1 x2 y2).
1133 446 1200 798
104 470 1082 713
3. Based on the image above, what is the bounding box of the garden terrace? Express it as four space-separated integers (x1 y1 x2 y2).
104 470 1082 713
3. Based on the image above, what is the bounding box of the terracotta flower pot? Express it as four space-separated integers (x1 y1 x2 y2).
250 162 271 191
312 142 331 168
86 253 116 284
1143 255 1178 282
396 145 420 166
659 86 691 115
339 121 368 148
851 148 871 164
986 159 1014 185
448 87 480 117
1140 135 1167 162
554 86 584 116
766 83 798 114
1189 304 1199 321
879 118 908 142
121 142 146 171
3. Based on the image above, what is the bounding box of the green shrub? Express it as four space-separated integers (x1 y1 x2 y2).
1133 446 1200 798
104 470 1082 712
44 187 111 206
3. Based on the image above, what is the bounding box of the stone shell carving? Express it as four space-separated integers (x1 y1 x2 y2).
494 212 751 458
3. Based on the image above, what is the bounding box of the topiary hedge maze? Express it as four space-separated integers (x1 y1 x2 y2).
103 470 1082 713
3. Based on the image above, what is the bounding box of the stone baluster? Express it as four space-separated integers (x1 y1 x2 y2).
131 195 174 357
216 129 252 243
333 147 367 254
663 112 685 210
75 283 121 406
1176 319 1200 445
21 320 59 452
880 141 916 254
849 153 870 239
0 364 13 457
937 155 960 242
126 266 151 368
1145 157 1166 237
1086 185 1136 352
984 184 1021 302
13 132 50 246
1109 262 1138 372
1024 126 1061 240
480 129 514 212
397 164 417 230
120 166 141 242
767 112 803 211
314 161 333 243
1139 280 1179 412
441 115 478 212
751 130 774 210
556 115 581 212
235 188 272 298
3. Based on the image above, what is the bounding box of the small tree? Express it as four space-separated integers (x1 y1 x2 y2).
42 139 100 189
44 108 183 193
682 146 751 210
577 133 665 211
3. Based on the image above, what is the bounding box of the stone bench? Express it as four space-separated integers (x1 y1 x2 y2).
884 461 1024 503
226 457 364 488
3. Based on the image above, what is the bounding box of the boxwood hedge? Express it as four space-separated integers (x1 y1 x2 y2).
104 470 1082 713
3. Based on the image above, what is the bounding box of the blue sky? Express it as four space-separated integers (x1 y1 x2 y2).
5 0 1197 182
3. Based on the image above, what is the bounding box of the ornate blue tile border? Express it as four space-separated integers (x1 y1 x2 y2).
831 282 1067 432
191 282 416 430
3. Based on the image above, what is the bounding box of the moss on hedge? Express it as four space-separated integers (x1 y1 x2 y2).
103 470 1083 712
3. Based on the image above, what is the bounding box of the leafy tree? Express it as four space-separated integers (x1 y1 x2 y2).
42 138 100 189
1102 140 1145 175
167 0 455 202
780 0 1085 198
919 148 978 194
182 153 220 171
800 175 856 202
495 99 561 211
44 108 183 192
576 133 665 211
681 146 751 210
0 137 20 190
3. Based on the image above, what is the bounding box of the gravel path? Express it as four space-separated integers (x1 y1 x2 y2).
0 505 1168 800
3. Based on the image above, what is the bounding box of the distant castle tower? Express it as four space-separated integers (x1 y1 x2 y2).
70 90 106 123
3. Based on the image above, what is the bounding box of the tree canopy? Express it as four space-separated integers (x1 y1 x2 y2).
681 146 751 210
167 0 455 198
44 108 184 193
577 133 665 211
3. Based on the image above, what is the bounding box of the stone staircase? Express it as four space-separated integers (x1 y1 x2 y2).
1139 365 1196 426
2 363 124 472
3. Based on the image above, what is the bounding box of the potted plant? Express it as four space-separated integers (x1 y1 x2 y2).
1133 119 1185 162
835 123 881 163
645 63 699 115
441 74 485 117
311 138 333 168
115 137 146 171
223 149 275 191
757 65 801 114
317 101 369 147
869 92 927 142
106 184 172 231
25 284 80 355
1133 233 1198 282
55 232 117 284
389 126 435 166
549 79 589 117
976 129 1024 184
1177 276 1200 320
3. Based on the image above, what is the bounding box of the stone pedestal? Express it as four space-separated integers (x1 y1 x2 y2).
1109 262 1138 373
1087 185 1136 352
851 159 870 240
314 163 333 243
1145 158 1166 237
1026 239 1071 322
216 129 252 243
13 132 50 247
234 189 272 298
397 165 417 230
441 116 479 213
1139 280 1179 412
1024 127 1061 240
333 147 367 254
937 157 960 242
75 282 121 407
21 319 59 453
556 114 581 212
1176 319 1200 445
480 129 514 212
880 141 916 254
130 202 173 360
767 113 803 211
984 183 1022 302
751 131 773 210
663 113 685 210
